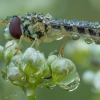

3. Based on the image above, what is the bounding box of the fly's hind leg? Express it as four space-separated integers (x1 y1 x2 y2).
59 36 70 57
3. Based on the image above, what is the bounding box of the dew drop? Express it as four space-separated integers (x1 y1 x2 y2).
11 80 21 86
49 50 59 56
29 76 36 83
68 72 80 92
5 96 8 99
94 37 100 44
14 93 17 96
59 72 80 92
49 84 56 89
46 83 56 89
40 85 43 88
71 33 80 40
84 37 94 44
2 74 8 80
21 86 26 94
21 76 26 82
26 87 34 96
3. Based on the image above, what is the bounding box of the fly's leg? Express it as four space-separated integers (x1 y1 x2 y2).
31 40 36 48
4 35 24 55
49 50 59 56
31 38 41 50
14 35 24 55
59 36 70 57
5 40 14 50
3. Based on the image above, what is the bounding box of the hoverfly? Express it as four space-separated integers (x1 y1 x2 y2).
3 12 100 56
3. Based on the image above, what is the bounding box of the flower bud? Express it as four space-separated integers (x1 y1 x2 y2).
47 55 57 67
22 47 46 69
4 40 22 64
5 40 18 50
22 47 36 64
6 61 26 86
4 26 13 40
93 71 100 93
40 62 50 77
51 58 76 83
11 54 23 67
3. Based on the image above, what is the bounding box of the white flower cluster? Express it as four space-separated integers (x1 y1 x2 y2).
0 40 80 96
82 70 100 93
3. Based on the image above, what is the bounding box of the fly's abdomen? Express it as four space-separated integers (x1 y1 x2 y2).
48 18 100 36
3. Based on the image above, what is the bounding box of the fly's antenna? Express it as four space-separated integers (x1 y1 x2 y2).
0 18 8 25
0 16 12 25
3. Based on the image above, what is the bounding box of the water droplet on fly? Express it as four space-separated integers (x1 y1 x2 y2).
56 37 63 40
71 33 80 40
94 37 100 44
84 37 94 44
59 72 80 91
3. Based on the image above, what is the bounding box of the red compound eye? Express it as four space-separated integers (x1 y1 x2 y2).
9 16 22 39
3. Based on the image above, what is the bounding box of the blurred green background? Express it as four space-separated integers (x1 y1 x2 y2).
0 0 100 100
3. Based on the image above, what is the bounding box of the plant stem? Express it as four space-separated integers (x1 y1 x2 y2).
28 94 35 100
28 88 36 100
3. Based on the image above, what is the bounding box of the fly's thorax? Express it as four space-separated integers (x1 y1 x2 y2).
32 22 45 33
22 19 45 41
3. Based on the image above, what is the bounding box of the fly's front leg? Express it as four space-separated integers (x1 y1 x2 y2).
4 36 23 52
31 38 41 50
4 40 14 50
14 35 24 55
4 35 24 56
